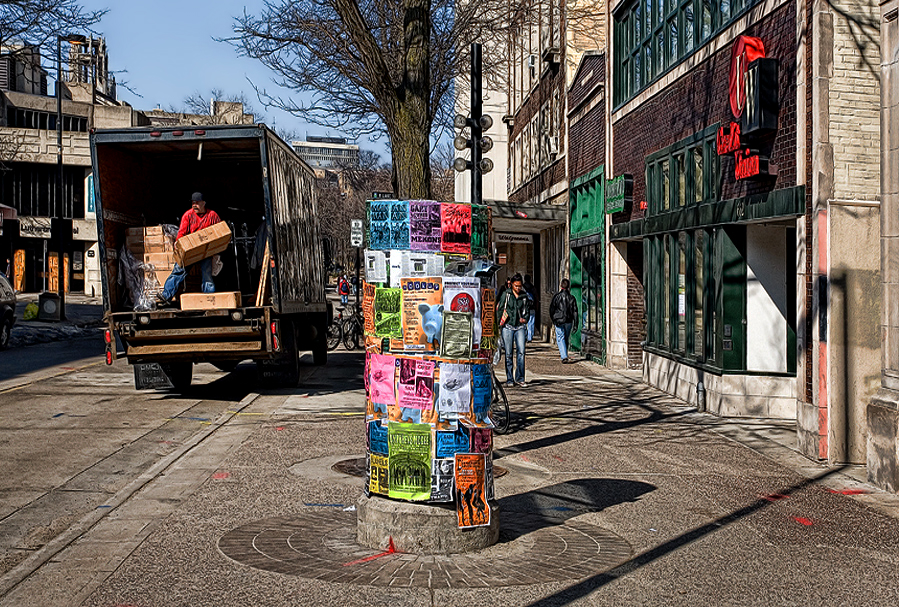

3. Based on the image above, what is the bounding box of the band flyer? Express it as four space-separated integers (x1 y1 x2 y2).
437 363 472 419
363 282 377 335
401 277 443 351
364 249 388 283
409 200 442 252
430 458 455 502
455 453 490 528
397 358 436 410
374 287 402 338
369 353 397 409
369 453 389 496
388 422 432 501
441 311 474 359
444 277 482 346
440 203 472 255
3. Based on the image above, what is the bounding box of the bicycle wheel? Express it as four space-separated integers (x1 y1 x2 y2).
341 318 361 350
326 320 342 351
491 372 510 435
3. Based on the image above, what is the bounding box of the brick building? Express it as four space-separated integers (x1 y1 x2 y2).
606 0 882 471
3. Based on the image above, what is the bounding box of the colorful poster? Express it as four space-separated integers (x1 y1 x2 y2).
364 249 388 283
401 277 443 351
388 422 432 501
437 363 471 418
363 282 377 335
481 289 495 338
368 420 388 455
368 200 391 250
435 426 470 459
369 353 397 408
455 453 490 528
470 427 493 454
471 205 491 256
470 363 492 425
441 203 472 255
369 453 389 496
388 251 443 288
444 277 482 346
374 287 402 339
397 358 436 410
410 200 442 252
389 200 410 249
430 458 455 502
441 311 474 359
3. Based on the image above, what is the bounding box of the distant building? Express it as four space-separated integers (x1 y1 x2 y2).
292 136 359 175
0 37 144 297
143 100 254 127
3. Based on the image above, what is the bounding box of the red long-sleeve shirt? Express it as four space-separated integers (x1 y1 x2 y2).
177 208 222 240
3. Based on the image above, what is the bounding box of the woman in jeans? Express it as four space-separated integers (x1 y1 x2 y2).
496 273 531 388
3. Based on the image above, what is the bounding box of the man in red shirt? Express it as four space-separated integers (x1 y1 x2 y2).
158 192 222 306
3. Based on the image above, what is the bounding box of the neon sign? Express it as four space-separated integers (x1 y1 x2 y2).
716 122 741 155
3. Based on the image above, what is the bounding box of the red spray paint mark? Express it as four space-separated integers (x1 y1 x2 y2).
212 471 230 479
828 488 869 496
275 427 284 431
761 493 790 502
343 537 398 566
552 455 564 463
520 454 531 462
792 517 813 526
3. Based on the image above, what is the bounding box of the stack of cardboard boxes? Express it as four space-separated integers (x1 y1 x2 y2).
125 225 175 296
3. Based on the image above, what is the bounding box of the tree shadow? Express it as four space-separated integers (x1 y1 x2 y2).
498 478 657 541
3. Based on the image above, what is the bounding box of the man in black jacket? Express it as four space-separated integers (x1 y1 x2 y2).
549 278 579 363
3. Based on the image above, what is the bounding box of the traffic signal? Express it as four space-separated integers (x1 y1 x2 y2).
454 43 494 206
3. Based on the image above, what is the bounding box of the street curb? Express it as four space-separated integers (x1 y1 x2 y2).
0 391 262 599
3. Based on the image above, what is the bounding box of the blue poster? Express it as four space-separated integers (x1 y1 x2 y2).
435 426 470 459
389 200 410 249
471 364 492 424
368 420 388 455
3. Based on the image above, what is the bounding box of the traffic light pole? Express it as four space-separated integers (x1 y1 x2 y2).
470 42 483 207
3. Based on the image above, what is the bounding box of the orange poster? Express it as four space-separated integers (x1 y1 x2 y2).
455 453 490 528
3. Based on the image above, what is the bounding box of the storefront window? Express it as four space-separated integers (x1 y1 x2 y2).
676 153 686 207
677 232 686 350
694 229 704 358
663 235 670 346
693 146 704 203
661 159 670 210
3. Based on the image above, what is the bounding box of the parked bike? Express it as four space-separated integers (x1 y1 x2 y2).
341 303 364 350
326 307 344 351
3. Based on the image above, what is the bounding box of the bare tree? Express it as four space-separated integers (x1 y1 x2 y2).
176 88 262 118
0 0 106 49
229 0 522 200
430 140 454 202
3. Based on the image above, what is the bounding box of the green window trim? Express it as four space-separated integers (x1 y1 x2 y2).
645 124 720 217
613 0 761 108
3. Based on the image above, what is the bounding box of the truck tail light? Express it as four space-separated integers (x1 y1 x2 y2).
105 350 113 365
150 131 161 137
271 321 281 352
104 329 112 344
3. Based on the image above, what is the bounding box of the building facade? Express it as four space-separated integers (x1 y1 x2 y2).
606 0 881 469
0 38 142 297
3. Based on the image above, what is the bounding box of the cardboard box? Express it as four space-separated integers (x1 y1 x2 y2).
143 252 174 269
174 222 232 267
127 225 164 237
180 291 241 310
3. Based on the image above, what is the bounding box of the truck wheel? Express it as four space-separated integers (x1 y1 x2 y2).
257 320 300 386
161 362 192 391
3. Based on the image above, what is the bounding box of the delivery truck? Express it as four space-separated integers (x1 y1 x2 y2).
90 124 331 389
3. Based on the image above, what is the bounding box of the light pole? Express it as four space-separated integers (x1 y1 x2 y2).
56 33 86 320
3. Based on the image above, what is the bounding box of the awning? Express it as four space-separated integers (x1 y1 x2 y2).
488 199 566 234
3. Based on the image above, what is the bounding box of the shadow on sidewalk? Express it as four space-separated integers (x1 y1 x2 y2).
521 466 848 607
498 478 657 541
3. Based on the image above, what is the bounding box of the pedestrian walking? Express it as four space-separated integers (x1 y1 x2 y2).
497 273 531 387
549 278 579 363
157 192 222 308
338 275 351 306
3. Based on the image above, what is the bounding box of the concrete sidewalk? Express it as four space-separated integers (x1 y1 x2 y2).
9 345 899 606
10 293 104 349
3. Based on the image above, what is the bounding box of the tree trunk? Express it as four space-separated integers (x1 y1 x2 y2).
389 0 432 200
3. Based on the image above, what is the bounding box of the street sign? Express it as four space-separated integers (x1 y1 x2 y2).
350 219 363 247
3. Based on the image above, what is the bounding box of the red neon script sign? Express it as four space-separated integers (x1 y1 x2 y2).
729 36 766 118
716 122 741 155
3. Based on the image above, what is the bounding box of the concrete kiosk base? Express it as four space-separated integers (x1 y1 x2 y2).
356 495 499 554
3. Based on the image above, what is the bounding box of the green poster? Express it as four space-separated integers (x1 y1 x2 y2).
374 287 402 338
471 205 490 256
388 422 432 500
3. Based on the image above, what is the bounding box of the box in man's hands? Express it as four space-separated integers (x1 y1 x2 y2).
174 222 232 267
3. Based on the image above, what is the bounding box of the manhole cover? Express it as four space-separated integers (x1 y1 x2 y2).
332 457 367 477
332 458 508 479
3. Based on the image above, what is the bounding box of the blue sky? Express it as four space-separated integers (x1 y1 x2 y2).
78 0 389 158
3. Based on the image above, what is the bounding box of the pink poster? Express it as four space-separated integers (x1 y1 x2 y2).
397 358 435 410
441 203 472 255
369 353 397 407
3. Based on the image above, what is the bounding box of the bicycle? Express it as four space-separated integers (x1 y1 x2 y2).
490 365 510 434
326 308 343 351
341 303 364 350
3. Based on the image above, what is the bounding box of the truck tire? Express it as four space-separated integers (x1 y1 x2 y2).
161 362 192 391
